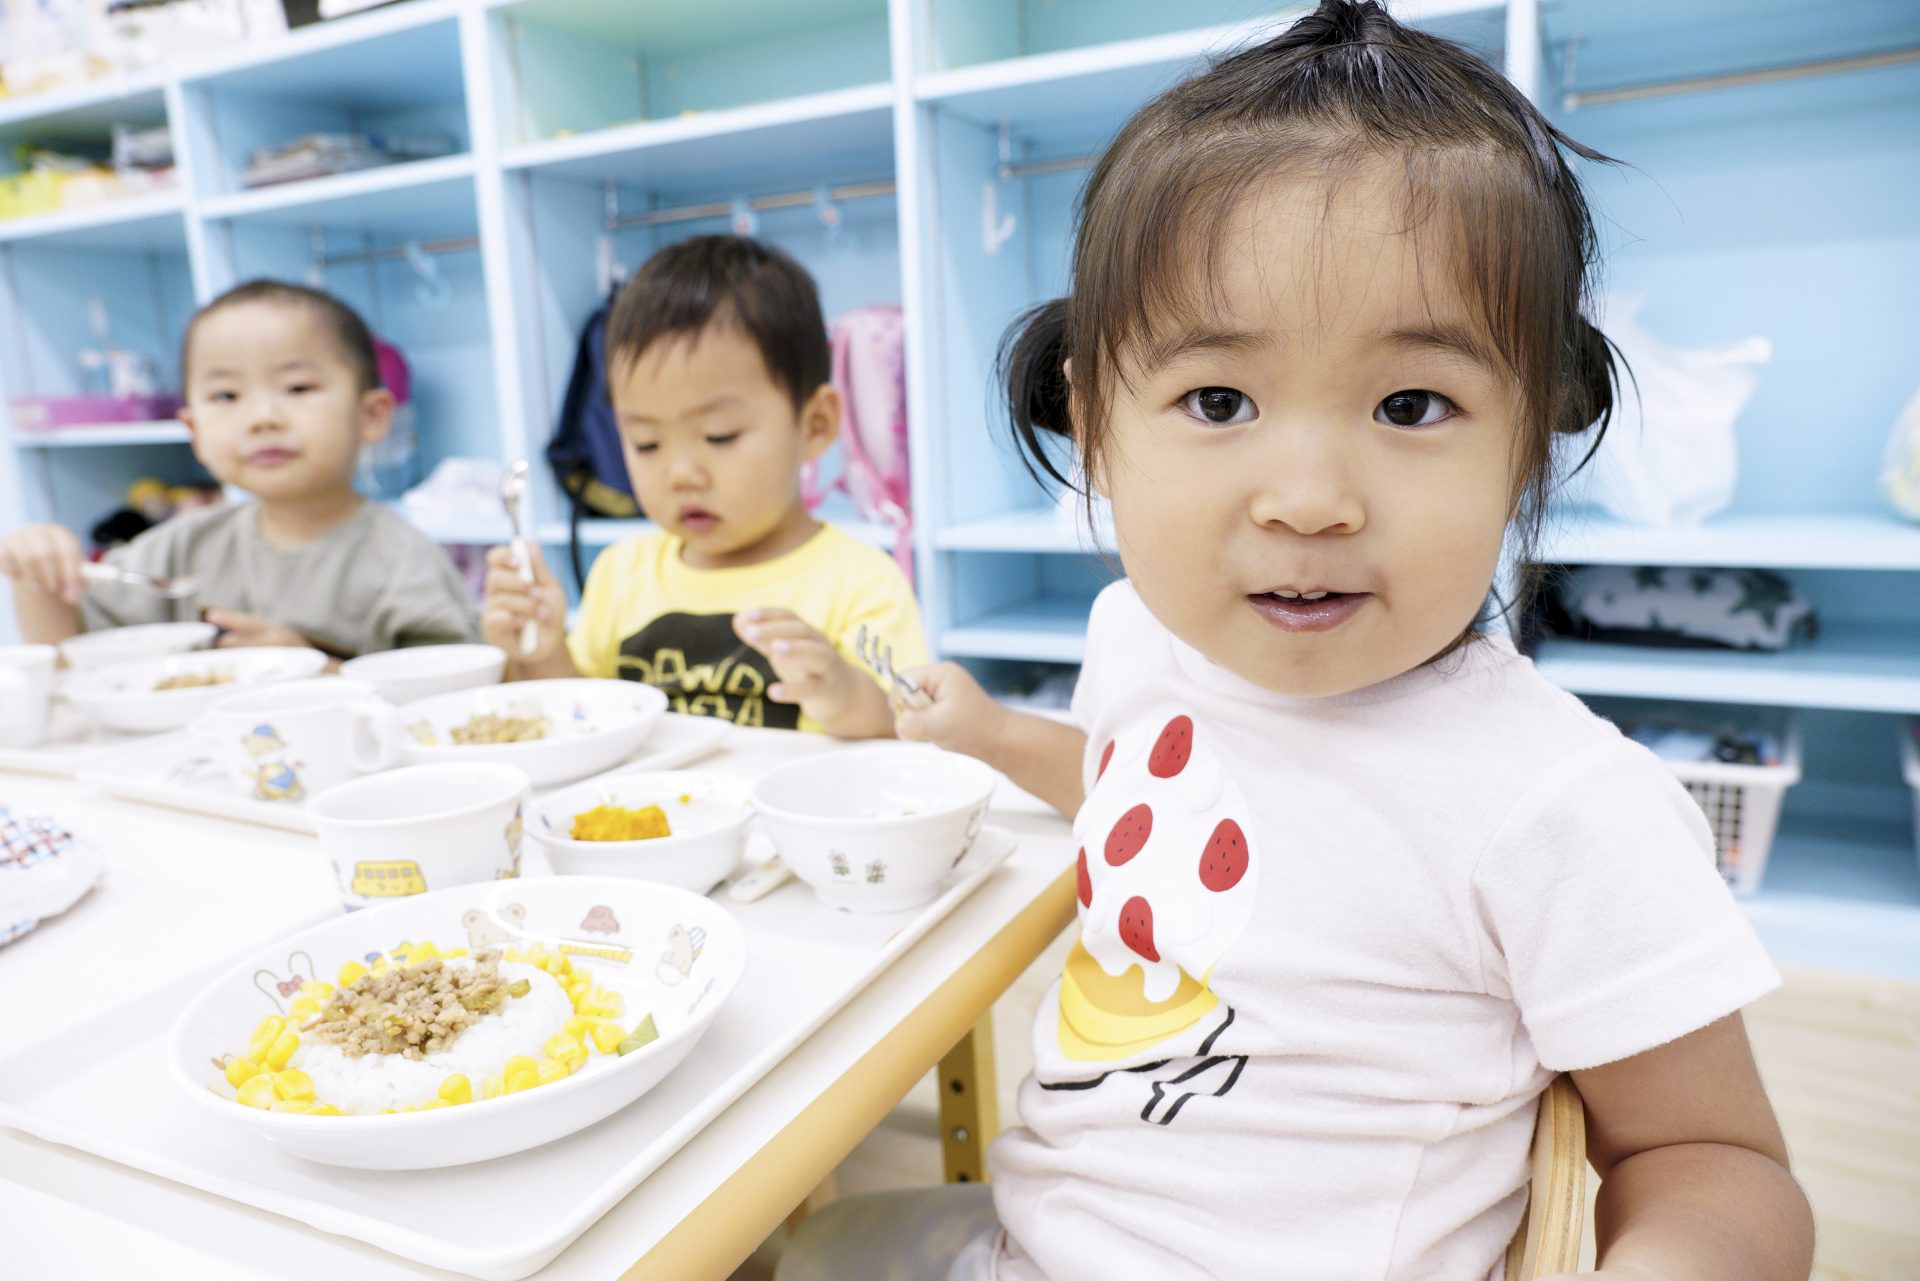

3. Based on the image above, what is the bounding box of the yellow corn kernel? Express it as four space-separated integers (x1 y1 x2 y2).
503 1055 539 1093
235 1075 277 1109
224 1056 260 1089
544 1032 582 1062
370 955 390 974
337 960 369 987
481 1074 505 1100
287 996 319 1022
565 977 592 1004
309 1103 343 1116
588 1021 625 1055
269 1099 317 1114
248 1015 286 1057
563 1014 594 1040
265 1030 299 1070
298 980 333 999
272 1069 315 1102
412 940 440 962
502 947 523 963
536 1057 569 1086
580 990 624 1019
439 1074 473 1106
443 947 469 959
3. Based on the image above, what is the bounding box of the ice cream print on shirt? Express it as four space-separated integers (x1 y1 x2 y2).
1047 712 1257 1121
613 611 795 730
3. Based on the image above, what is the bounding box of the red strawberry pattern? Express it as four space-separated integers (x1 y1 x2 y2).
1097 739 1116 780
1199 819 1249 892
1118 895 1159 961
1104 803 1153 866
1077 847 1092 907
1147 716 1193 778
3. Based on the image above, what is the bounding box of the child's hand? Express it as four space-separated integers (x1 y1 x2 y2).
734 608 871 726
0 523 87 605
205 608 314 650
893 662 1011 762
482 543 566 662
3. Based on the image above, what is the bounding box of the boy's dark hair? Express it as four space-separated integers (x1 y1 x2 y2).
181 279 381 393
605 235 830 411
1001 0 1620 574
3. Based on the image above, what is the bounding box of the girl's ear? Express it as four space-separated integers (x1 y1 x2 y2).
357 386 396 447
798 382 842 462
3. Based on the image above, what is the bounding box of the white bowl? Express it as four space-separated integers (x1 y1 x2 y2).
339 644 507 705
169 874 745 1169
59 621 218 670
528 772 753 894
398 679 667 788
64 646 329 734
309 763 532 908
752 746 998 912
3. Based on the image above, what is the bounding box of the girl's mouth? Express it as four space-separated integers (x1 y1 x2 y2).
1246 590 1370 633
679 508 719 533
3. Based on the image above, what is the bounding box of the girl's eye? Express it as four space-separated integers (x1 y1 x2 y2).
287 383 317 395
631 442 659 456
705 432 741 446
210 391 237 403
1375 390 1456 428
1180 386 1256 426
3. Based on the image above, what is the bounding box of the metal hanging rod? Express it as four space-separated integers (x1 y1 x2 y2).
313 233 480 268
998 153 1098 181
1563 45 1920 111
606 179 895 230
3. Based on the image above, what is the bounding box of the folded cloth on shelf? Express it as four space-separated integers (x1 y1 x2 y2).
1547 565 1817 652
0 800 106 946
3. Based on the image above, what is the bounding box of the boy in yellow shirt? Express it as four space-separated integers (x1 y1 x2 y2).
483 236 925 736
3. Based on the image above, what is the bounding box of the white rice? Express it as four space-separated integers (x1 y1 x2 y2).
291 961 572 1115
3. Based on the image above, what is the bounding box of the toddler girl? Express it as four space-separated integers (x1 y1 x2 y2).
788 3 1811 1279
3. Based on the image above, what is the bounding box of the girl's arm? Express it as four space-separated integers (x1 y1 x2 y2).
896 662 1086 817
1550 1013 1812 1281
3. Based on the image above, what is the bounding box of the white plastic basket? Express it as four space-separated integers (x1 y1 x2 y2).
1661 722 1802 897
1901 719 1919 878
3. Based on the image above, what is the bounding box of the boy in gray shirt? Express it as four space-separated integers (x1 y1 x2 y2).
1 281 477 659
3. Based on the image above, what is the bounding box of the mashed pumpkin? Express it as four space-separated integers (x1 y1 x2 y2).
571 803 672 842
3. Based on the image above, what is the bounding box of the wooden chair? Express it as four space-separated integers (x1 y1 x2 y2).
1505 1075 1588 1279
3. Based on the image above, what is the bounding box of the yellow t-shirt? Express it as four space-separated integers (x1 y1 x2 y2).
567 523 929 733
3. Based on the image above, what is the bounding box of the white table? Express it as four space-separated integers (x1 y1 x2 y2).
0 728 1076 1280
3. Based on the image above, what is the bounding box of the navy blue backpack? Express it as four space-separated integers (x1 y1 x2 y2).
547 304 642 585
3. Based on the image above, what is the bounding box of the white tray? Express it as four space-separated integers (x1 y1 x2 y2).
0 697 151 778
0 826 1017 1279
72 712 733 834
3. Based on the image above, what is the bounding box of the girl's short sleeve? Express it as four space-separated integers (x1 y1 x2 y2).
1473 737 1780 1071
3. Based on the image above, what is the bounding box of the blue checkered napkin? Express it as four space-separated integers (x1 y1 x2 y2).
0 801 106 945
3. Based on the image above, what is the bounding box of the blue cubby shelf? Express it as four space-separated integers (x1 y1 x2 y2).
0 0 1913 975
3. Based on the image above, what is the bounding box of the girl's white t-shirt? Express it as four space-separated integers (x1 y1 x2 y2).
987 581 1779 1281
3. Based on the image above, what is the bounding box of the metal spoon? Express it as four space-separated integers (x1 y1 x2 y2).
499 460 539 657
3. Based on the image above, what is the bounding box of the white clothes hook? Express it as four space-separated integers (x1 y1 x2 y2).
405 241 453 309
982 181 1016 256
812 184 842 243
729 196 759 237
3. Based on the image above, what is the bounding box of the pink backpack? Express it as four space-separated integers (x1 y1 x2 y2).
806 304 913 583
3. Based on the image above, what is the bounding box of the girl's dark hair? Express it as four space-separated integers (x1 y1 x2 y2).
182 279 380 393
605 234 830 411
1002 0 1618 574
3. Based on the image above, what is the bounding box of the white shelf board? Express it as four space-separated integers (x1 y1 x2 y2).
503 83 895 190
940 597 1092 663
1739 813 1920 981
1536 510 1920 571
13 421 188 447
934 507 1113 554
916 1 1497 135
1532 623 1920 714
0 190 185 250
0 71 165 130
535 516 898 552
176 0 464 86
197 154 476 227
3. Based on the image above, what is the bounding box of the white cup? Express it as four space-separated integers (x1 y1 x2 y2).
0 644 57 749
193 678 403 803
307 763 532 908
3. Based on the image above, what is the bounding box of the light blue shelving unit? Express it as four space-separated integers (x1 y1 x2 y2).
0 0 1914 975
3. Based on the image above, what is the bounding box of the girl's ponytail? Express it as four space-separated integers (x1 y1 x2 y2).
997 297 1076 491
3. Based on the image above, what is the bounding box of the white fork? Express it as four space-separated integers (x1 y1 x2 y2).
853 624 930 710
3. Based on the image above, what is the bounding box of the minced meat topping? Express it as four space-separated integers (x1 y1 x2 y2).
301 954 532 1060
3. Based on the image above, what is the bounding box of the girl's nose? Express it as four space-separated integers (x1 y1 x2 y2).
1247 427 1365 536
247 393 286 431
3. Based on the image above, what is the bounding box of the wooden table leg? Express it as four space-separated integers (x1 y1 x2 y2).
938 1014 999 1183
